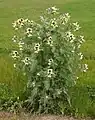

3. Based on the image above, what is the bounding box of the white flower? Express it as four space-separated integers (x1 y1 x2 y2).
51 19 58 28
17 18 24 24
63 13 70 23
73 46 75 50
48 58 53 65
15 28 18 30
70 40 74 43
24 18 31 23
12 22 17 28
11 51 19 59
66 31 72 37
47 40 53 46
80 35 85 43
12 21 18 30
65 13 70 19
71 50 75 53
17 18 24 28
34 43 40 53
47 36 53 46
12 18 24 29
18 41 24 45
78 44 81 49
59 15 65 25
34 43 40 48
40 16 45 22
83 70 87 72
17 96 19 100
30 20 34 25
37 73 40 76
84 64 88 70
48 36 52 40
83 64 88 72
47 6 59 14
46 96 48 99
18 41 24 50
13 64 16 68
12 35 17 42
66 31 75 42
26 28 32 34
72 46 75 53
73 22 81 31
22 57 31 65
38 36 41 39
70 34 75 41
20 48 23 51
47 69 54 78
28 34 32 37
78 52 83 60
57 90 62 95
32 82 35 87
51 6 58 11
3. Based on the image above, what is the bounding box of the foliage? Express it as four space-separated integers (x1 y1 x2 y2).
0 96 23 113
0 83 11 100
10 6 88 114
0 83 24 113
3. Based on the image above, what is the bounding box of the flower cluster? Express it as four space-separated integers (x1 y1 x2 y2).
47 36 53 46
12 18 36 31
58 13 70 25
66 31 76 43
11 6 88 76
12 18 24 30
11 6 88 78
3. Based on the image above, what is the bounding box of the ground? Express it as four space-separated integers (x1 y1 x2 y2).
0 112 93 120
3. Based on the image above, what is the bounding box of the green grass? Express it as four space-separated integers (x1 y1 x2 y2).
0 55 26 98
0 0 95 116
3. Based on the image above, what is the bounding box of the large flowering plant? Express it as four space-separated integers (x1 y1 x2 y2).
11 7 88 114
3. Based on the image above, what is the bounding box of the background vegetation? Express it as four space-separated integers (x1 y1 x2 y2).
0 0 95 117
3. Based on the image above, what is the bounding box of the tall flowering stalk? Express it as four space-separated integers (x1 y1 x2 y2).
11 7 88 114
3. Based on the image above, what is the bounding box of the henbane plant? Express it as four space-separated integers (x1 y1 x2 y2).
11 6 88 114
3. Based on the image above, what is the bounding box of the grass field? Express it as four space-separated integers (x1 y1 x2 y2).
0 0 95 116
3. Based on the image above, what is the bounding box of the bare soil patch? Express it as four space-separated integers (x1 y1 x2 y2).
0 112 93 120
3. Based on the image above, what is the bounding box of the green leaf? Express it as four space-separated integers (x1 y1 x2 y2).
30 59 38 73
43 80 50 90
